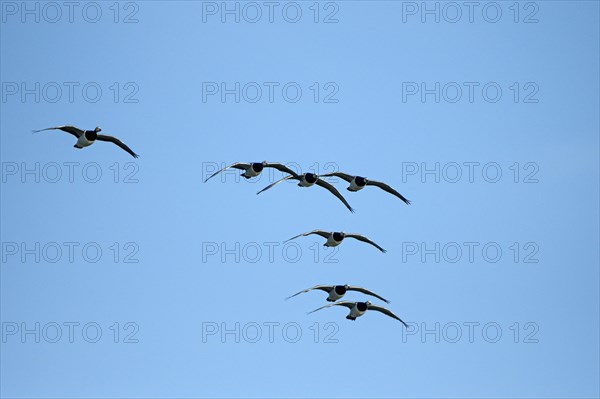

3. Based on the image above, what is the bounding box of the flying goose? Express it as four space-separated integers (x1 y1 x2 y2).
204 161 298 182
256 172 355 213
32 125 139 158
285 230 386 253
322 172 410 204
308 300 408 326
286 284 390 303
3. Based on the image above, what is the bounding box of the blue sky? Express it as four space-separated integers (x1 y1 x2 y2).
1 1 599 398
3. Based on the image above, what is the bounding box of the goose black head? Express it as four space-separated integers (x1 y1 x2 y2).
94 126 102 132
252 162 265 173
355 176 367 186
85 129 98 141
304 173 318 184
334 285 347 295
332 232 345 242
357 301 370 312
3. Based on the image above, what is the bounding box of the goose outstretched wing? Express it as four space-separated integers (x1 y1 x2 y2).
204 162 250 182
285 285 333 300
366 180 411 205
320 171 355 183
315 179 355 213
256 175 297 195
32 125 84 138
285 230 331 242
346 286 390 303
307 301 355 315
368 305 408 327
264 162 300 178
345 234 386 253
96 134 139 158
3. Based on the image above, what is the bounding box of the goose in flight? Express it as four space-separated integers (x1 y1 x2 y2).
322 172 410 204
285 230 386 253
256 172 355 213
32 125 139 158
308 300 408 326
286 284 390 303
204 161 298 182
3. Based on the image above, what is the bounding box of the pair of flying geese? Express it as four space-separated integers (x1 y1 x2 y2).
206 161 411 325
286 284 408 326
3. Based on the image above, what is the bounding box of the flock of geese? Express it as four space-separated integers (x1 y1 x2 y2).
206 161 411 326
32 125 410 326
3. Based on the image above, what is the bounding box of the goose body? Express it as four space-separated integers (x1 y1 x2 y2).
286 284 390 303
328 285 347 301
32 125 139 158
348 175 367 191
308 300 408 326
74 130 97 148
326 232 345 247
348 301 369 319
322 172 410 204
243 162 264 178
285 230 386 253
297 173 319 187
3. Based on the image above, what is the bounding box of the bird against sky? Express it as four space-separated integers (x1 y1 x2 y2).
286 284 390 303
203 161 298 182
257 171 355 213
285 230 387 253
32 125 139 158
321 172 411 205
308 300 408 327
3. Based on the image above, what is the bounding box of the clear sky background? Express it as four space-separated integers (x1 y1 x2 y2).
1 1 599 398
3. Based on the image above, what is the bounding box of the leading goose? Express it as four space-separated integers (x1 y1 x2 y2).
286 284 390 303
322 172 410 205
32 125 139 158
204 161 298 182
286 230 386 253
256 172 355 213
308 300 408 327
